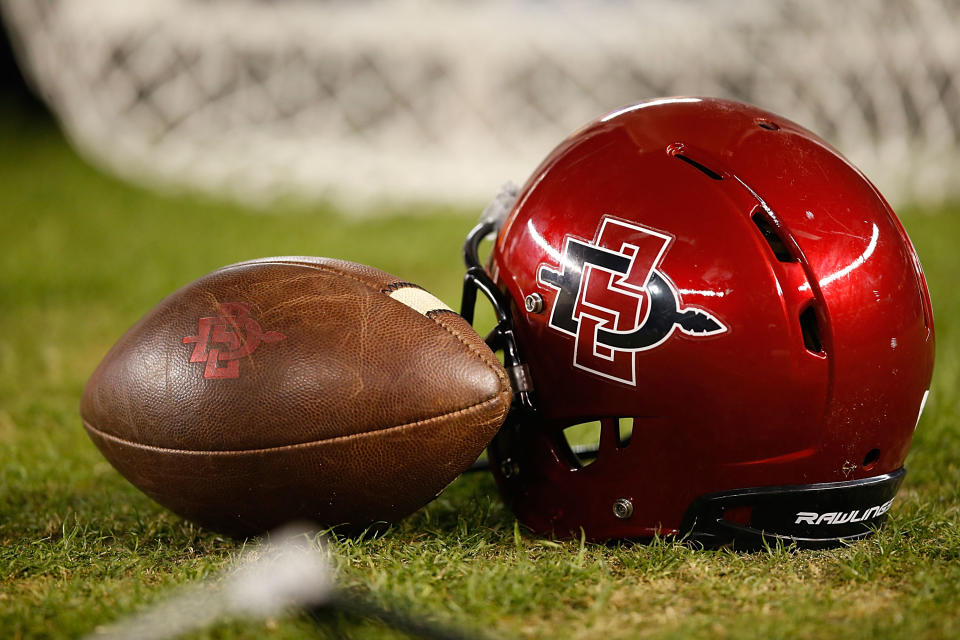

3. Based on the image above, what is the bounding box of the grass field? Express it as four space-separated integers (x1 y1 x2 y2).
2 105 960 640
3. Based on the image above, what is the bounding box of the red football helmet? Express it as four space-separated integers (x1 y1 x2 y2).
461 97 934 547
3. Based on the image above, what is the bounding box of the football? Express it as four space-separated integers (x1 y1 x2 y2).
80 257 512 536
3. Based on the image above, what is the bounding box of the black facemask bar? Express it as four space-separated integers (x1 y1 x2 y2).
460 220 536 413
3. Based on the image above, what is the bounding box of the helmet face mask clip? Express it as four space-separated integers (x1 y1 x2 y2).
462 217 535 414
460 97 934 549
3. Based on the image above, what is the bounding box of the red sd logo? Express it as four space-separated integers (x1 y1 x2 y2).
182 302 285 379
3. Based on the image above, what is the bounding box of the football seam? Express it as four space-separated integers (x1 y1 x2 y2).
220 258 405 297
380 281 423 294
81 393 507 456
221 259 456 322
427 312 510 391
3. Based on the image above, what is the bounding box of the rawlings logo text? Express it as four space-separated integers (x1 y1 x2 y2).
794 498 895 525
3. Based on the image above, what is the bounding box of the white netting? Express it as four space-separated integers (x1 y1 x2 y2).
4 0 960 209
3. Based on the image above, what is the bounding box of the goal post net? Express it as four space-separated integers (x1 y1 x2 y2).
4 0 959 210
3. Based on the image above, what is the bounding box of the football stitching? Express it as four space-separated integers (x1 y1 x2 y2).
379 281 424 294
81 393 509 456
219 259 395 294
219 261 448 318
427 312 510 392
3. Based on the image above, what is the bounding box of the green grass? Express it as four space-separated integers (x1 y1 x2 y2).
2 105 960 640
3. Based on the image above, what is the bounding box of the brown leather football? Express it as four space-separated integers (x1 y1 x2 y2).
80 257 511 536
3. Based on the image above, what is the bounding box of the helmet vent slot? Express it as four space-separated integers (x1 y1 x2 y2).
799 305 823 353
558 418 633 469
752 211 795 262
673 154 724 180
862 449 881 469
560 422 601 468
617 417 633 448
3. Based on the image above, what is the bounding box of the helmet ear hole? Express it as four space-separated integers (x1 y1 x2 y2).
559 422 601 468
558 418 635 469
618 418 633 448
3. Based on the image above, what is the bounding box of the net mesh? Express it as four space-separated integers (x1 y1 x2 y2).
4 0 960 209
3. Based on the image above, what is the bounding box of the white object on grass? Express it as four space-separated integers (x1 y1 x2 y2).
87 527 335 640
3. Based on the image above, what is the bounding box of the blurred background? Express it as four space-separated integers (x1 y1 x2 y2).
4 0 960 211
